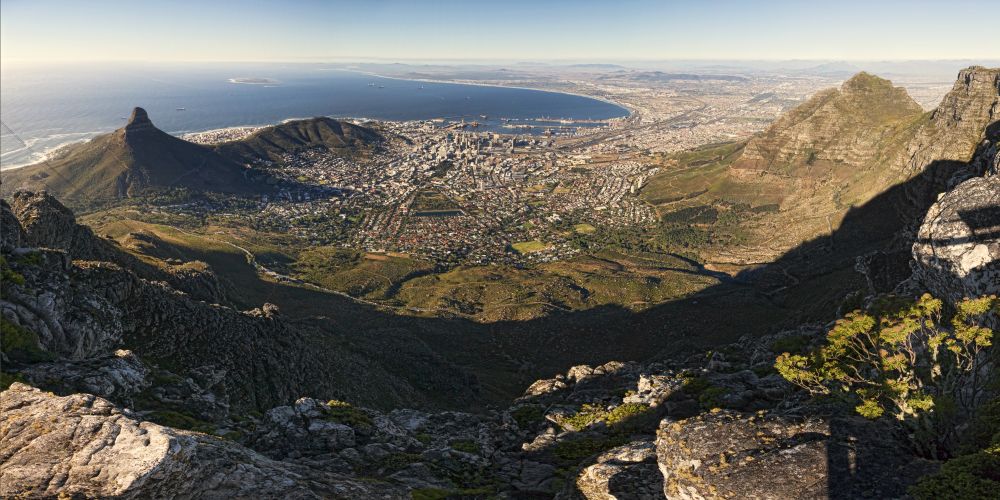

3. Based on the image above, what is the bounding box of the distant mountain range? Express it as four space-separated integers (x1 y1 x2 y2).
1 109 381 209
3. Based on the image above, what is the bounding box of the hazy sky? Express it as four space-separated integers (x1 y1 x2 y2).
1 0 996 63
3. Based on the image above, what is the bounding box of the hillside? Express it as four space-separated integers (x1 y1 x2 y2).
1 108 269 209
641 67 1000 264
214 117 381 165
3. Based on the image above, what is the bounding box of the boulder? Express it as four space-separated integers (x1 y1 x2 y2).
655 410 937 499
0 383 406 499
573 439 662 500
912 174 1000 305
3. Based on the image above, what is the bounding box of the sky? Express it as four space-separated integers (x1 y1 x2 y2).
1 0 997 63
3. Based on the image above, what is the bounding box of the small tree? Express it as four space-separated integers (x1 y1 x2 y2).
775 294 998 457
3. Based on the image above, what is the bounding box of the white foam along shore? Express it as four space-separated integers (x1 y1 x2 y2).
1 73 631 171
340 68 636 117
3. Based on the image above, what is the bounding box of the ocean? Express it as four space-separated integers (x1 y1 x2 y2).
0 63 628 168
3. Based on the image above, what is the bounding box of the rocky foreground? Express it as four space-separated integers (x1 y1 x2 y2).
2 143 998 497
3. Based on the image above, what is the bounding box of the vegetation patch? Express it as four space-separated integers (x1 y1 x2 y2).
561 402 651 430
552 435 630 462
145 410 215 434
0 318 54 363
511 240 552 254
449 439 480 454
411 487 493 500
770 334 811 354
511 404 546 428
325 400 373 428
0 256 26 286
776 294 999 457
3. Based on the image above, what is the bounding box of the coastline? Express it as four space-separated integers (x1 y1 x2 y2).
1 72 631 171
342 68 635 116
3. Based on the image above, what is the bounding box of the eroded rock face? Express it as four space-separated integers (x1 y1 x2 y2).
574 439 662 500
655 410 936 500
912 174 1000 304
0 383 406 499
0 200 27 251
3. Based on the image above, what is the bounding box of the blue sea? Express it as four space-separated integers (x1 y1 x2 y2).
0 63 627 168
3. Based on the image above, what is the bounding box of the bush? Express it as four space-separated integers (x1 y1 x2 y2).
145 410 215 433
909 446 1000 499
449 439 480 454
552 435 630 462
1 318 54 363
325 400 373 428
0 256 25 286
770 335 810 354
411 487 493 500
511 404 546 428
775 294 999 456
561 402 651 430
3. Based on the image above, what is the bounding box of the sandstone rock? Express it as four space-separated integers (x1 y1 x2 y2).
912 174 1000 305
573 439 662 500
0 383 406 499
19 349 149 403
656 410 936 499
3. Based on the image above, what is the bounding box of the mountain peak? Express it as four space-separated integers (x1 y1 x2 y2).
125 107 154 131
841 71 893 92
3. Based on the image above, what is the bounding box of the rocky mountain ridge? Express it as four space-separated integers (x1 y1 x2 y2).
0 109 380 210
712 66 999 263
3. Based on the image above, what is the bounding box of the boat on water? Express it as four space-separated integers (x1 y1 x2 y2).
176 107 186 111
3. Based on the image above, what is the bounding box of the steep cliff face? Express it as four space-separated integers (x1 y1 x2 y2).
712 67 1000 263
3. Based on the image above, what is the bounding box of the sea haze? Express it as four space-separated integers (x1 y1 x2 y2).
0 63 628 168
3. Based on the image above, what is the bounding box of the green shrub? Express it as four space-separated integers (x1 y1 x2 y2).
604 402 651 425
325 400 373 428
0 256 26 286
681 375 712 395
0 371 26 390
449 439 480 454
13 251 43 266
411 487 493 500
1 318 53 363
145 410 215 433
770 335 810 354
910 446 1000 499
376 452 421 473
775 294 999 456
698 386 728 409
511 404 545 428
552 435 630 462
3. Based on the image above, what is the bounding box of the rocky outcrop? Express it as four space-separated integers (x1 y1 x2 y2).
655 410 936 499
912 174 1000 305
0 383 405 499
574 440 662 499
0 200 27 251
